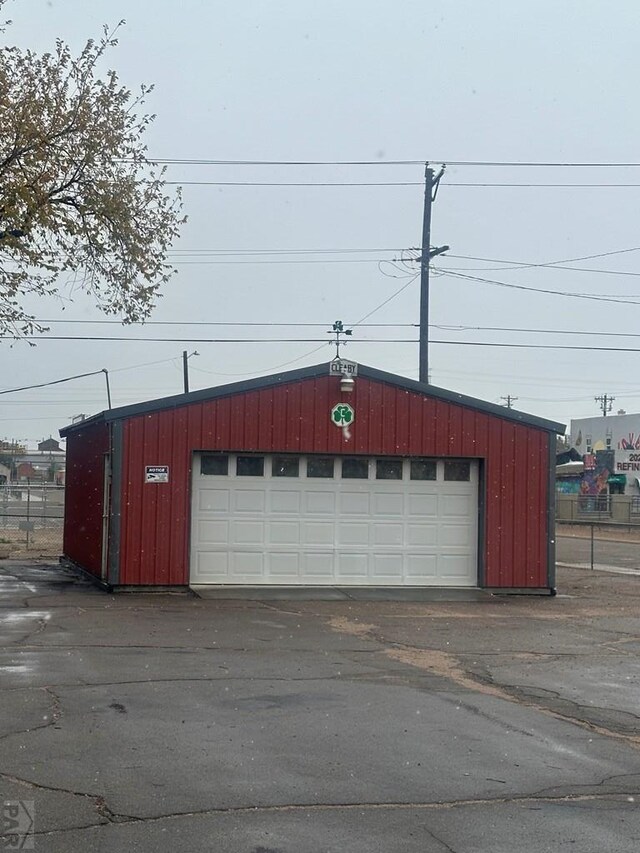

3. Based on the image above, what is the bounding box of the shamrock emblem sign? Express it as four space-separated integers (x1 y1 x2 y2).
331 403 355 427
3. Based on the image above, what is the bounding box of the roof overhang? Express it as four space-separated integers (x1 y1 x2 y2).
60 362 566 438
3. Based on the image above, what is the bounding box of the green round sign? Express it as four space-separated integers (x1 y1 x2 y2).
331 403 354 427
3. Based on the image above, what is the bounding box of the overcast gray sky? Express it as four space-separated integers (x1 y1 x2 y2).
3 0 640 446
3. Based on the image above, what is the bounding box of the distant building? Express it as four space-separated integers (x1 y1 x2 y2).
38 438 62 453
5 439 66 485
570 413 640 495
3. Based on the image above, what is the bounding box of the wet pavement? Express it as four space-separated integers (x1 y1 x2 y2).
1 559 640 852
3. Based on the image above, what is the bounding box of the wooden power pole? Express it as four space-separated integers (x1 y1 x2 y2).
419 164 447 384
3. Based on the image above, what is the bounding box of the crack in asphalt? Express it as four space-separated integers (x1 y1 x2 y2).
0 770 120 826
0 685 62 742
531 771 640 798
0 673 387 693
2 615 50 647
2 788 638 841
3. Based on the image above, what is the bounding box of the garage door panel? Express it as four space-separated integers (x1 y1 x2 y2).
198 520 229 545
268 520 300 545
302 521 335 546
191 454 478 587
405 554 438 580
305 491 336 514
440 554 475 580
372 554 404 580
373 493 404 516
336 553 368 578
194 550 229 581
339 491 371 515
270 490 301 513
338 521 370 546
198 489 230 512
440 523 474 546
234 490 266 513
268 552 300 578
230 551 264 577
407 523 438 546
231 520 264 545
373 522 404 546
302 552 336 578
408 493 438 517
441 494 473 517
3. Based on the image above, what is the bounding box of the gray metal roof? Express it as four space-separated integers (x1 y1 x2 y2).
60 362 566 437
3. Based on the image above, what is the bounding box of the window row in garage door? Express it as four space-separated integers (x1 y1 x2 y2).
199 453 472 482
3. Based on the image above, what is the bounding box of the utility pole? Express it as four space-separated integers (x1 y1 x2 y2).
500 395 518 409
183 351 190 394
595 394 615 416
419 163 448 384
101 369 112 409
182 351 199 393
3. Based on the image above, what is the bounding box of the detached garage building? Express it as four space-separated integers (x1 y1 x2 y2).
60 362 564 593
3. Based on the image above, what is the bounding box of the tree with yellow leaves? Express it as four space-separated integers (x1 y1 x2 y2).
0 8 184 338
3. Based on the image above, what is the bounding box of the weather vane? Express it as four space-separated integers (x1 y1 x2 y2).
328 320 353 358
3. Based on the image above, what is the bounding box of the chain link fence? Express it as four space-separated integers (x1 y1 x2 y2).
0 483 64 557
557 522 640 573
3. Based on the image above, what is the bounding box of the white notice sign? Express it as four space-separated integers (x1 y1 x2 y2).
145 465 169 483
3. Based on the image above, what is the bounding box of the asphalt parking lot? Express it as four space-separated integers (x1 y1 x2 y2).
1 558 640 852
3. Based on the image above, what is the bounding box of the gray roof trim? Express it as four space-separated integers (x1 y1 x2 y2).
60 361 565 437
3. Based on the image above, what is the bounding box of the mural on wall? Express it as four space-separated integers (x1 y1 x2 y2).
619 433 640 450
557 479 581 494
579 450 614 496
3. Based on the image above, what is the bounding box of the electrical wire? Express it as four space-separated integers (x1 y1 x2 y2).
140 158 640 167
0 369 106 396
433 269 640 305
165 179 640 188
29 318 640 340
7 336 640 353
443 247 640 278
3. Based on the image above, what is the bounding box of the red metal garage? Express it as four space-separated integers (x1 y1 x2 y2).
60 362 564 593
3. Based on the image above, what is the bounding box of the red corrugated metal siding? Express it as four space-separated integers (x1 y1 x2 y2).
63 421 109 576
116 375 550 588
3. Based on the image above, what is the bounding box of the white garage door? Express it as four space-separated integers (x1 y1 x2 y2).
190 453 478 587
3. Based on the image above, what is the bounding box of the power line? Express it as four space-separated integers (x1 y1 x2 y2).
433 268 640 305
142 158 640 167
29 319 640 340
166 179 640 188
0 369 106 396
8 335 640 353
432 324 640 340
36 319 413 327
166 247 411 255
167 180 424 187
444 247 640 278
170 258 394 265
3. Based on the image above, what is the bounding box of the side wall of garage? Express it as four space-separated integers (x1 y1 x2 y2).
63 420 110 577
113 375 550 588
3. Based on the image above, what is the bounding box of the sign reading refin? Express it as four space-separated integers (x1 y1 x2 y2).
145 465 169 483
329 359 358 377
331 403 355 427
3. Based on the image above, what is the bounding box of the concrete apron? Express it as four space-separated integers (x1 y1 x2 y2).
190 585 492 601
